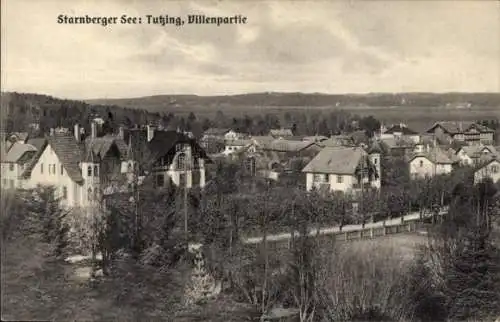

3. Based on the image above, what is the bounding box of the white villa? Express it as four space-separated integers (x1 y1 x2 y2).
474 155 500 184
302 146 381 194
408 147 457 179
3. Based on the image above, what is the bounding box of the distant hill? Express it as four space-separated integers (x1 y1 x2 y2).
0 92 164 133
86 92 500 113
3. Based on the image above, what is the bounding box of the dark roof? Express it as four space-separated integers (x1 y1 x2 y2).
26 137 46 151
2 142 37 164
427 121 474 134
84 135 127 160
22 134 86 183
407 147 456 165
302 146 367 174
384 124 418 135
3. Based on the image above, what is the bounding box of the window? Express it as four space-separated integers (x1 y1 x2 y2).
156 174 165 187
245 157 256 176
62 186 67 199
419 160 424 167
176 144 183 152
492 165 499 173
313 173 323 182
337 175 343 183
94 165 98 177
87 165 92 177
40 163 44 174
373 158 378 165
60 165 64 175
87 188 92 201
9 163 14 171
177 153 186 170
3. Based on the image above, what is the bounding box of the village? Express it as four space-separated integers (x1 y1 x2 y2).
1 118 499 206
2 0 500 320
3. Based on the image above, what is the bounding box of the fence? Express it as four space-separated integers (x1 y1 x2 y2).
243 212 440 251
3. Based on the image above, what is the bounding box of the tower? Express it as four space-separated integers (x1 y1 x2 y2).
81 145 100 207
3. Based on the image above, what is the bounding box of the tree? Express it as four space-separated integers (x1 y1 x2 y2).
409 181 500 321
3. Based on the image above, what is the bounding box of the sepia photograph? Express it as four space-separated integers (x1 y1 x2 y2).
1 0 500 321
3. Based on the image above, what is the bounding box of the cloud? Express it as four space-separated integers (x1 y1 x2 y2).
1 0 499 99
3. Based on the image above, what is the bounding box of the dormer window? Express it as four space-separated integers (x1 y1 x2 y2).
87 166 92 177
94 165 99 177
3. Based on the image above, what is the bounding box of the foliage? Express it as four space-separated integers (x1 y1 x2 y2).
23 186 70 258
408 181 500 321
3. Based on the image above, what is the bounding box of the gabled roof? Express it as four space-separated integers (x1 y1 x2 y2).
457 145 497 158
302 146 367 175
427 121 474 135
474 154 500 171
148 130 210 162
84 135 127 160
467 123 495 133
263 139 318 152
383 124 418 135
22 134 85 183
26 137 46 151
2 142 37 164
407 147 456 165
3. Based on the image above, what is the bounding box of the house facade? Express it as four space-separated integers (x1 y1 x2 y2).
408 148 456 179
223 139 255 155
0 141 38 189
124 128 210 189
21 123 127 208
380 124 420 143
474 158 500 184
302 146 381 194
426 122 494 145
455 145 497 166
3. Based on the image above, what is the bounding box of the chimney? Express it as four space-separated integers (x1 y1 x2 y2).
74 124 80 142
118 126 124 140
91 121 97 139
147 124 155 142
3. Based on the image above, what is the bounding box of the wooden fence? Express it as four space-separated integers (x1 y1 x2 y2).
254 217 432 251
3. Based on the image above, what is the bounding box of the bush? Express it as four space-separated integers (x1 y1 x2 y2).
316 241 414 321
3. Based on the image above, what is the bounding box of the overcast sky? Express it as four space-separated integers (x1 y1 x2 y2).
2 0 499 99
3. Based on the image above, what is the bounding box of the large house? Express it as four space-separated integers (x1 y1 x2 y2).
21 123 126 208
407 147 457 179
1 141 38 189
380 124 420 143
123 126 210 189
474 155 500 184
455 145 497 166
223 139 256 155
426 121 495 145
302 146 381 193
